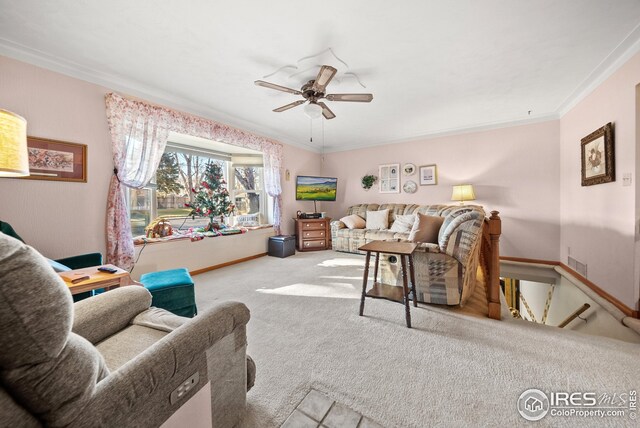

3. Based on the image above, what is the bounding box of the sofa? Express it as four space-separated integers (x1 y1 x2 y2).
331 203 486 306
0 233 253 427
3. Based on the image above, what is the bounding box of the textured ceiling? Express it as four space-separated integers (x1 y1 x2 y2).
1 0 640 152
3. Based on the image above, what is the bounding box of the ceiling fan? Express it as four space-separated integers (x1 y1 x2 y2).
254 65 373 120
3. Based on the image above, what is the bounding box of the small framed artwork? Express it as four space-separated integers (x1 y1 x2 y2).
21 137 87 182
581 122 614 186
379 163 400 193
403 163 416 176
419 164 437 186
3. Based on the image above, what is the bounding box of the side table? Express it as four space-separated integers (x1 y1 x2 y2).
293 217 331 251
58 264 139 295
358 241 418 328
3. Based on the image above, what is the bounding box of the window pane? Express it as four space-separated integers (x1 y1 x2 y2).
234 167 262 192
234 166 262 216
129 188 152 236
154 151 193 232
235 191 261 215
164 215 210 231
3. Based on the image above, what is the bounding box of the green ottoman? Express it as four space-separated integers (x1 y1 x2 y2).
139 268 197 318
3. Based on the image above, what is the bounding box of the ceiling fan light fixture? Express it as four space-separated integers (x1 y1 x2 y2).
303 102 323 119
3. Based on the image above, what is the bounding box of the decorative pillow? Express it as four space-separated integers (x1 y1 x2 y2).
366 209 389 230
340 214 366 229
47 259 71 273
389 214 416 233
408 213 444 243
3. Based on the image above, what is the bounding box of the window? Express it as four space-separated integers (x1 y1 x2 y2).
233 165 264 221
128 141 265 236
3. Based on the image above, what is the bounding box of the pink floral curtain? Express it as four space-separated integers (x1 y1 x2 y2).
105 93 283 269
105 95 172 269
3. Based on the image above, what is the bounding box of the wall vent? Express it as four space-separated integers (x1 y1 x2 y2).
568 256 587 277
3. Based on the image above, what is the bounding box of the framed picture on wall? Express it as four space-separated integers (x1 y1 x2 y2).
20 137 87 182
379 163 400 193
403 163 416 176
581 122 614 186
419 164 437 186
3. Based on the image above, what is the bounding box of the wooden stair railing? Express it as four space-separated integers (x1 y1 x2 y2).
480 211 502 320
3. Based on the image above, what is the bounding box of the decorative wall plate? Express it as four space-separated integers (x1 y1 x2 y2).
403 163 416 176
403 180 417 194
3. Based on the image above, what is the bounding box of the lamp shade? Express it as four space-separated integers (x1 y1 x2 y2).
0 109 29 177
451 184 476 203
303 102 323 119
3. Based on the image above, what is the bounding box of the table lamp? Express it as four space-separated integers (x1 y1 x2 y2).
0 109 29 177
451 184 476 205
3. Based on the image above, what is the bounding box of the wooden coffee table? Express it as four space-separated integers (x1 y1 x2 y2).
358 241 418 328
58 264 139 295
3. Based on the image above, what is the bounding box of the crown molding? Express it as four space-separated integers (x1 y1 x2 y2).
556 22 640 117
323 113 559 153
0 37 319 153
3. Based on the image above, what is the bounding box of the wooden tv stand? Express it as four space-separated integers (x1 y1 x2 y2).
293 217 331 251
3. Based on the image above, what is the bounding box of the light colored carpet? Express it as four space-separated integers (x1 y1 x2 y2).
194 251 639 427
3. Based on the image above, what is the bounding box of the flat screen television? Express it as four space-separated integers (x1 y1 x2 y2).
296 175 337 201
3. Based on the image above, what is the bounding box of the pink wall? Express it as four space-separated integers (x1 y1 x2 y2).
0 55 318 258
559 51 640 310
280 144 321 235
0 56 113 259
321 121 561 260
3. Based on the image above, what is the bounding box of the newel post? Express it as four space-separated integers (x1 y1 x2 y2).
487 211 502 320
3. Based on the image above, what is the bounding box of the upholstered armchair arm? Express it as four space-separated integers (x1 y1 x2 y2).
438 210 485 266
330 220 346 239
55 253 103 269
73 286 151 344
330 220 346 231
69 301 251 428
414 243 441 254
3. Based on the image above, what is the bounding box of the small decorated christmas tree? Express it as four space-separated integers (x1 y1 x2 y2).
186 162 235 230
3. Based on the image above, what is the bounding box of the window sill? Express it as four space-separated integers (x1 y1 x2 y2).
133 225 273 246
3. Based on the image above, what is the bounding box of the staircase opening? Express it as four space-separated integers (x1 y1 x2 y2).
500 261 640 343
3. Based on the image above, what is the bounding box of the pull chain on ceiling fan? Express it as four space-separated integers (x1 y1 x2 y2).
255 65 373 120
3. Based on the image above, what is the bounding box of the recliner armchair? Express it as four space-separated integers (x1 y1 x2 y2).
0 234 253 427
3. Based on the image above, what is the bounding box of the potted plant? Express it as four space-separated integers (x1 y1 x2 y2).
361 174 377 190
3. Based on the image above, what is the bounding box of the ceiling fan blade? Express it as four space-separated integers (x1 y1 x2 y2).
255 80 302 95
325 93 374 102
317 102 336 120
312 65 337 92
273 100 306 112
